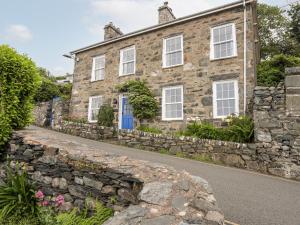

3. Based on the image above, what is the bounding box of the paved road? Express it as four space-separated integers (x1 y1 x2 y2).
27 126 300 225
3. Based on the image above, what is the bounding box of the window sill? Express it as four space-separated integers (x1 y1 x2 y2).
119 73 135 77
162 63 184 69
91 79 104 83
210 55 237 61
162 118 184 121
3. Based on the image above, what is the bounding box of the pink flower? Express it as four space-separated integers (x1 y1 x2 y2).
55 195 65 206
35 190 44 199
41 200 49 206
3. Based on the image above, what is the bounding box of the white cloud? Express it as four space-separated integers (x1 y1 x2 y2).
4 24 33 42
83 0 231 40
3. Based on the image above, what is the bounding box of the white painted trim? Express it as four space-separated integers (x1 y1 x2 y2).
162 85 184 121
119 45 136 76
91 55 105 82
88 95 102 123
162 35 184 68
210 23 237 61
70 1 252 54
212 80 239 119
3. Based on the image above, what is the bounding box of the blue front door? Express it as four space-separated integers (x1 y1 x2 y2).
122 97 134 129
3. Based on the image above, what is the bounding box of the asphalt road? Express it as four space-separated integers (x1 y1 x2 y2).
28 126 300 225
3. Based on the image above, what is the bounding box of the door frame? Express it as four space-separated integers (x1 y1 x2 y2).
118 94 134 130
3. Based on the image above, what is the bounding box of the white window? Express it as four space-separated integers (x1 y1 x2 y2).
119 46 136 76
163 35 183 68
210 23 237 60
91 55 105 81
162 85 184 121
88 96 103 123
213 80 239 118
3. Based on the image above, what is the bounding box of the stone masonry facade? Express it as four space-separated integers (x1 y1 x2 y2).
4 129 225 225
69 0 258 131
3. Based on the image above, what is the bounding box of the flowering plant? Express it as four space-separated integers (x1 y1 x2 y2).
35 190 64 208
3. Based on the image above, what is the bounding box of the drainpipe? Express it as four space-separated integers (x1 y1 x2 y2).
243 0 247 114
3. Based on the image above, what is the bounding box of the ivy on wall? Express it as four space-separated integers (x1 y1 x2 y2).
116 80 158 121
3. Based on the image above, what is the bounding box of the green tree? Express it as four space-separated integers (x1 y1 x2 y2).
116 80 158 122
34 77 60 102
288 3 300 44
0 45 40 149
257 54 300 86
257 3 291 58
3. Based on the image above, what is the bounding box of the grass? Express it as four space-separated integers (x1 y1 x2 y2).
136 125 162 134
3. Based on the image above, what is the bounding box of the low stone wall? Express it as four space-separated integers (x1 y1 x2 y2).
53 120 116 140
4 129 224 225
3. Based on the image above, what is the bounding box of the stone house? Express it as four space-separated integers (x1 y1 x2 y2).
68 0 259 130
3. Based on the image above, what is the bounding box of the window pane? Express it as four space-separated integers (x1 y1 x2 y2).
219 27 226 42
213 28 220 43
95 57 104 69
214 44 221 59
225 25 233 40
215 81 237 117
166 51 182 66
123 62 134 74
166 37 181 53
216 83 223 99
164 87 183 119
123 48 134 62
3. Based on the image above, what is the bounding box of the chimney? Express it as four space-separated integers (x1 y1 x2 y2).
104 22 123 40
158 1 176 24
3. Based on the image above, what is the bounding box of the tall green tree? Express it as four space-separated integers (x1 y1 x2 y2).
0 45 40 149
257 3 290 59
288 3 300 43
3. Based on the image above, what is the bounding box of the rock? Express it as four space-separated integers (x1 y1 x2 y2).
68 185 86 198
85 197 96 209
205 211 224 224
191 198 219 213
117 189 137 203
140 215 176 225
52 178 60 188
169 146 181 155
102 185 116 194
201 96 212 106
176 180 190 191
172 196 188 211
59 178 68 189
256 130 272 143
139 182 173 205
63 194 73 202
42 176 53 185
31 171 42 181
23 149 34 157
83 176 103 190
59 202 73 212
74 176 83 185
103 205 146 225
191 176 213 194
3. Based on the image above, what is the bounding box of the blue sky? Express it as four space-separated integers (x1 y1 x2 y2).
0 0 287 75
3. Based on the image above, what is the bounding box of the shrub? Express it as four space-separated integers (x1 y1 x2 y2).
257 54 300 86
97 105 115 127
56 201 113 225
34 77 60 102
227 116 254 143
137 125 162 134
183 122 227 140
0 163 39 219
116 80 158 121
181 116 254 143
0 44 40 149
58 83 73 101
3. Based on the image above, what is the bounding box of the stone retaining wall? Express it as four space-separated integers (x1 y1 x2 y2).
4 130 224 225
54 120 116 141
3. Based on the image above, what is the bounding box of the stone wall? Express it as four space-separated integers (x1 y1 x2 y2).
33 101 52 127
4 129 224 225
253 67 300 179
54 120 116 141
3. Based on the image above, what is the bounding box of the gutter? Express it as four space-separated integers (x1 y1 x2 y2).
70 0 253 55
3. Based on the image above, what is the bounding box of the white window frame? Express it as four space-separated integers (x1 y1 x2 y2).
210 23 237 60
162 85 184 121
91 55 105 82
212 80 239 119
119 45 136 76
162 35 184 68
88 95 103 123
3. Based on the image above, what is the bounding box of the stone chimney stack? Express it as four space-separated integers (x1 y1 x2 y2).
104 22 123 40
158 1 176 24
